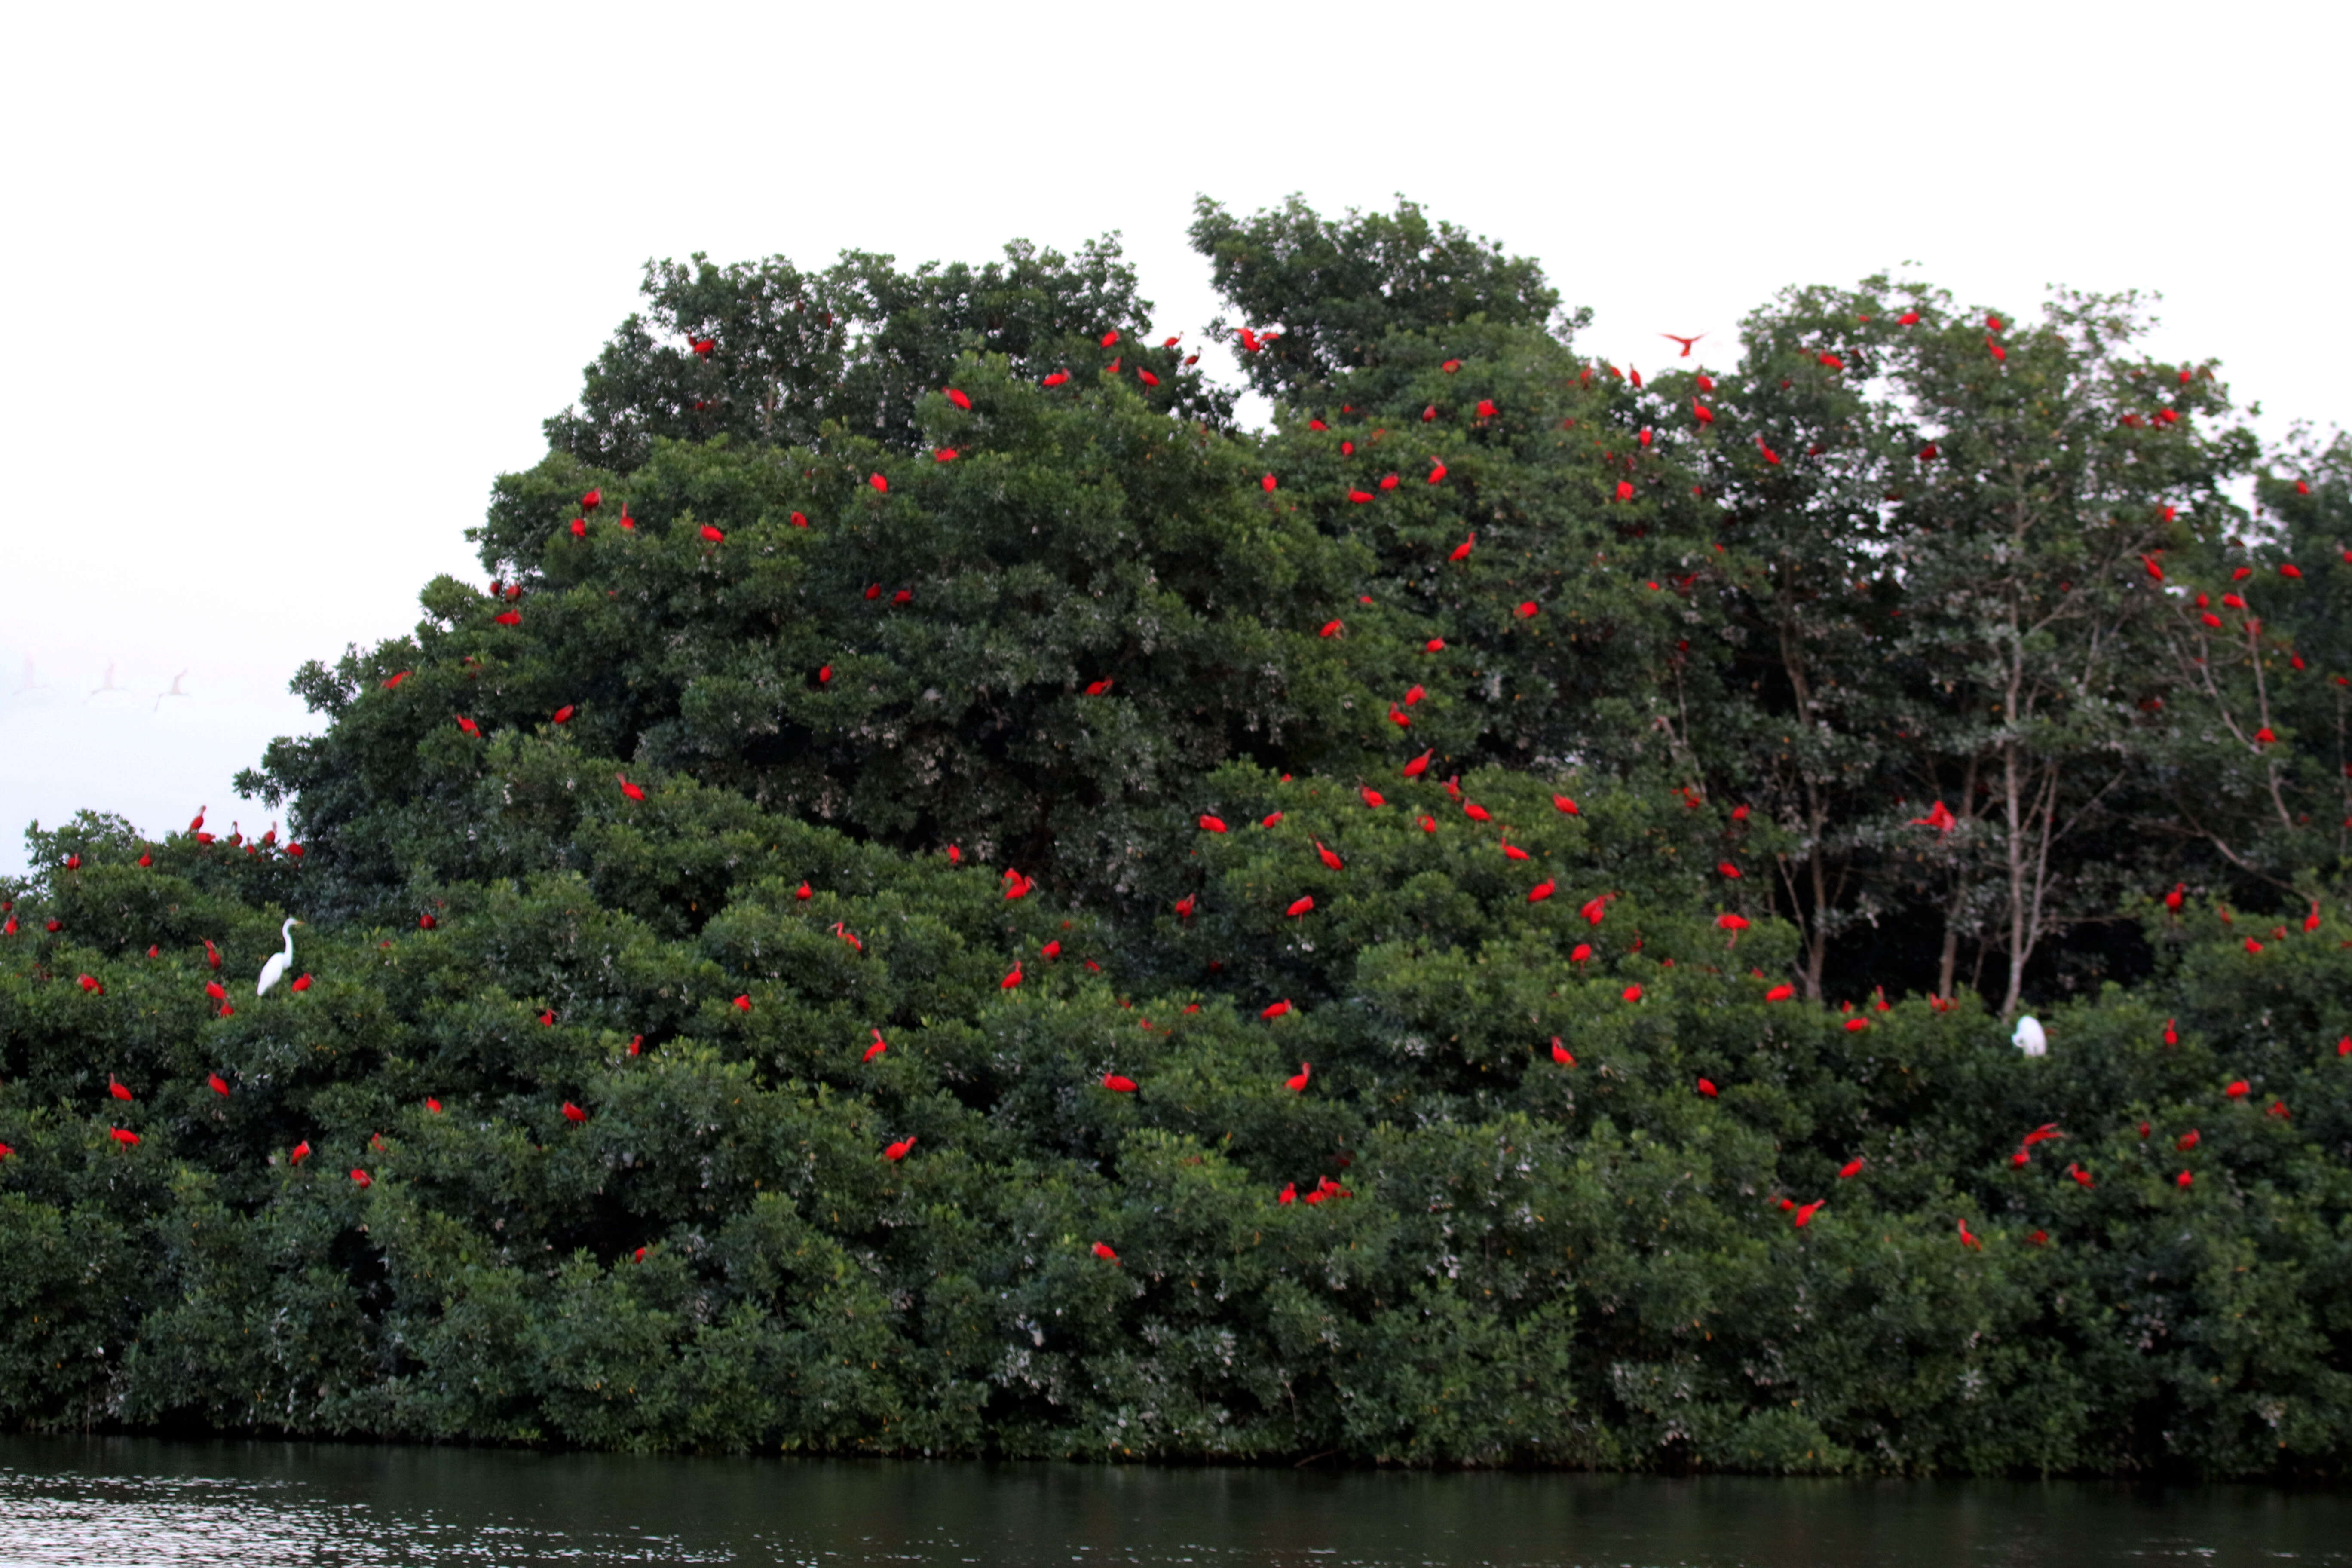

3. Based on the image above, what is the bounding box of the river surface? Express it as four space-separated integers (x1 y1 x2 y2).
0 1437 2343 1566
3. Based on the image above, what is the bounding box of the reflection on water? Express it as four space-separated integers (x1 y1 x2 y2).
0 1437 2344 1567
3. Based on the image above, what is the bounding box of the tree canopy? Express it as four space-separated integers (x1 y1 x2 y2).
4 198 2350 1477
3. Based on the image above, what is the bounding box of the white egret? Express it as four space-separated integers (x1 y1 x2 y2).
256 918 303 996
2012 1014 2047 1057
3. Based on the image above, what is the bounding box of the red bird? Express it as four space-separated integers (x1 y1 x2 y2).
291 974 312 992
1958 1219 1982 1250
1718 862 1742 879
1278 1182 1297 1205
1360 788 1387 809
1315 840 1344 871
1263 1000 1293 1021
1909 801 1957 835
208 1073 230 1096
350 1169 372 1188
1199 814 1229 834
1794 1200 1825 1228
110 1127 139 1146
1286 896 1315 919
1501 839 1530 861
1464 801 1493 823
1102 1074 1137 1093
1696 1077 1718 1097
456 715 481 738
1403 750 1433 779
80 974 104 995
946 388 971 410
1527 879 1556 902
1765 984 1795 1002
1001 962 1023 990
1660 333 1705 357
2022 1123 2062 1147
1550 1037 1576 1066
562 1101 587 1124
864 1030 888 1063
2176 1129 2200 1152
1286 1061 1311 1091
616 773 645 801
2225 1080 2250 1098
885 1136 918 1161
1092 1242 1121 1264
428 1096 443 1112
109 1078 132 1102
1838 1158 1864 1179
1449 534 1475 562
290 1140 311 1164
551 705 574 724
733 993 753 1011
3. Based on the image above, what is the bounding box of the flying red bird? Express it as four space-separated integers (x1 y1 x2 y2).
1660 333 1705 357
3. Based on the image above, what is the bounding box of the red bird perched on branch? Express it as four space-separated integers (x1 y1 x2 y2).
1286 896 1315 919
1958 1219 1983 1250
1199 814 1228 833
864 1030 888 1063
1102 1073 1136 1094
1286 1061 1311 1091
1794 1200 1825 1228
1909 800 1957 835
109 1078 132 1101
1449 534 1475 562
1263 1000 1293 1021
1528 880 1556 902
1551 1037 1576 1066
885 1136 917 1161
562 1101 587 1124
615 774 645 801
1315 841 1344 871
1092 1242 1121 1264
1360 788 1387 809
1403 750 1433 779
945 387 971 410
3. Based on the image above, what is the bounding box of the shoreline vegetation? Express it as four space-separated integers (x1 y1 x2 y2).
4 197 2349 1478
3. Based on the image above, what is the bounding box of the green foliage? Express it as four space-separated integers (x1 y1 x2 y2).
7 197 2352 1478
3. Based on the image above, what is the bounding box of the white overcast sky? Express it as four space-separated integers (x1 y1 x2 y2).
2 0 2342 876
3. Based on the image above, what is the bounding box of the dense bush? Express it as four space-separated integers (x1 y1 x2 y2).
3 202 2349 1477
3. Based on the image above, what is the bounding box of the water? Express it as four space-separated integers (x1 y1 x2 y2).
0 1438 2344 1567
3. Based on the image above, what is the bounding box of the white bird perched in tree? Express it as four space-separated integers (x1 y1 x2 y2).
2012 1014 2047 1057
256 917 303 996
